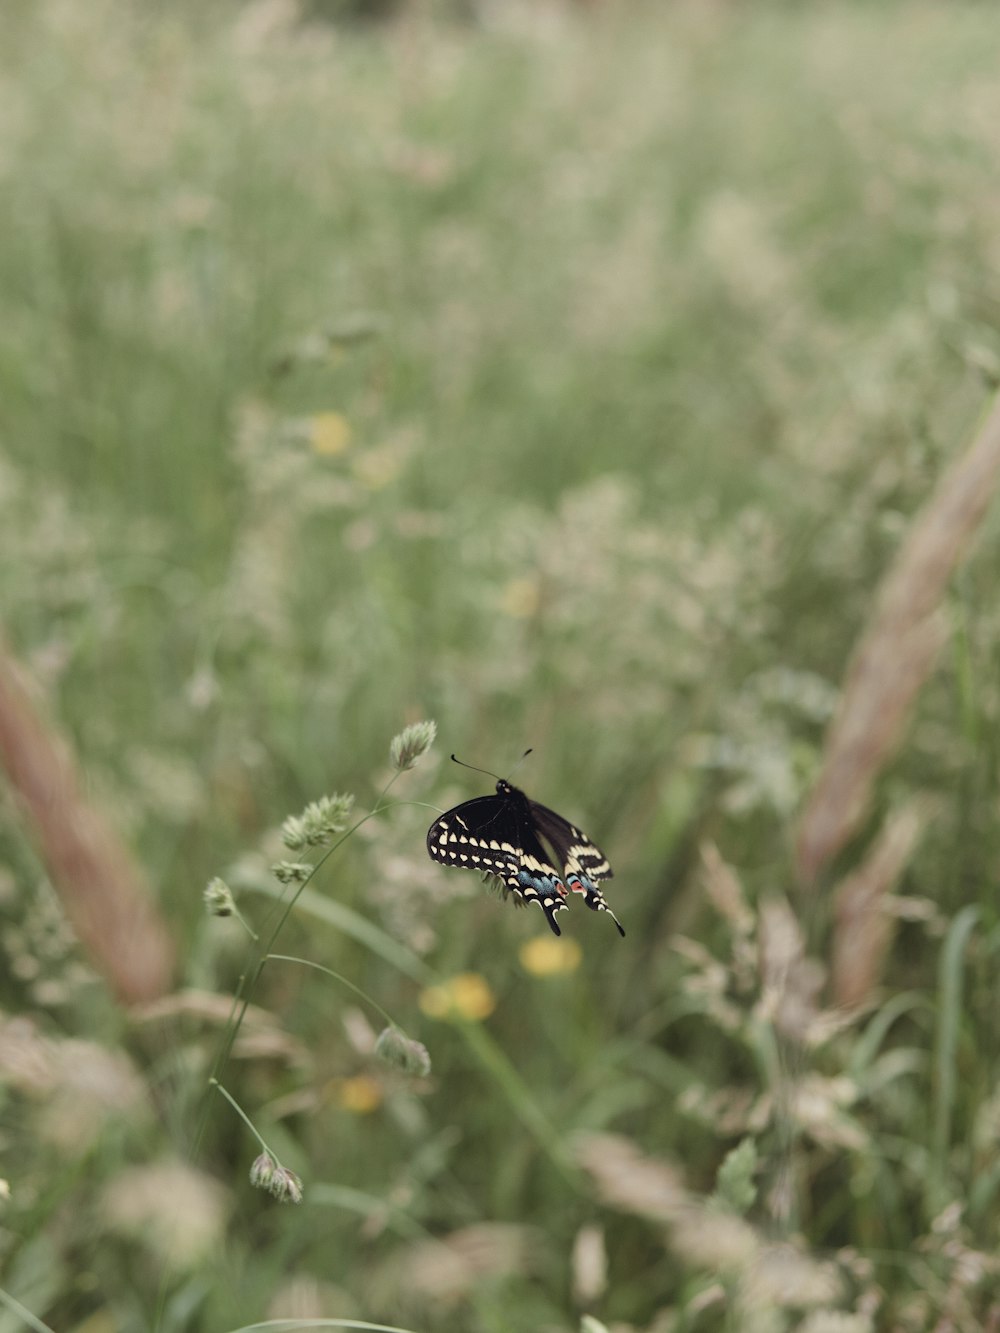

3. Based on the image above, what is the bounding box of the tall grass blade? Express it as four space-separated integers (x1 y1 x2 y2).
239 875 435 987
932 904 979 1202
228 1321 422 1332
0 1287 56 1333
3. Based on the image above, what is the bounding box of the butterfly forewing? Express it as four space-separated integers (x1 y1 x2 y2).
426 795 521 879
426 779 623 937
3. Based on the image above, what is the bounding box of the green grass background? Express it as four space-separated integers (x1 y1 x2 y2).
3 0 1000 1329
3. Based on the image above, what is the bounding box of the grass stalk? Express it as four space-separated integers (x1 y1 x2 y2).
931 904 979 1205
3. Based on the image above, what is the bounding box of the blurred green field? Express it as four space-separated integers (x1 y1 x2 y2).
4 0 1000 1329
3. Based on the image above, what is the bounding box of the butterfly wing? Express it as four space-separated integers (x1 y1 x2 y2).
427 795 518 877
508 821 571 937
529 800 624 937
427 794 570 936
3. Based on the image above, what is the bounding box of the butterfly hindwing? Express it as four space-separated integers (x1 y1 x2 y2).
529 801 624 937
427 779 623 937
507 820 570 937
528 801 613 881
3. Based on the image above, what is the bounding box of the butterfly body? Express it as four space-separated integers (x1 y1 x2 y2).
426 779 624 938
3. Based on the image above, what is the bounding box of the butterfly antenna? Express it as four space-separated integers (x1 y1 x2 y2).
451 749 533 782
450 755 503 783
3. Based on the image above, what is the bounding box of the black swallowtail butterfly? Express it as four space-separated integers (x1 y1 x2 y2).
426 763 624 938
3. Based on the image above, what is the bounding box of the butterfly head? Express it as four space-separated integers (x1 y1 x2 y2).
496 779 514 796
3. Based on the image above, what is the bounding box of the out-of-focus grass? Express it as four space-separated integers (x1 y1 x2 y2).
3 0 1000 1329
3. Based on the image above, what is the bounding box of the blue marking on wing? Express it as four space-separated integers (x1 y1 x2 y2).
518 869 561 895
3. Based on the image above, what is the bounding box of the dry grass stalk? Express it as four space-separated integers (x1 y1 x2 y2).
830 806 922 1009
796 391 1000 886
575 1134 848 1315
701 841 754 936
130 987 309 1065
757 895 824 1042
574 1132 690 1223
129 988 274 1028
0 639 175 1003
102 1160 229 1270
380 1224 537 1308
571 1223 608 1306
577 1133 758 1269
0 1014 151 1153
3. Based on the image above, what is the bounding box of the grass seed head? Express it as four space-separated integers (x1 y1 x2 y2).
250 1152 303 1204
203 876 235 916
389 719 437 771
374 1025 432 1077
281 793 355 851
271 860 312 885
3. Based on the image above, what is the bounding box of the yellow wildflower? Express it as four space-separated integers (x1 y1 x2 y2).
419 973 496 1022
333 1075 383 1114
499 576 541 618
519 935 582 977
308 411 352 457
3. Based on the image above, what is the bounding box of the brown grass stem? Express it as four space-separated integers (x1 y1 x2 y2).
796 390 1000 887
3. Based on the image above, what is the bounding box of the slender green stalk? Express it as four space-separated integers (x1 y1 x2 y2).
267 954 397 1029
210 1079 274 1157
230 904 258 940
248 883 575 1180
454 1015 580 1184
0 1288 56 1333
227 1321 420 1333
244 880 434 987
195 776 406 1158
931 905 979 1202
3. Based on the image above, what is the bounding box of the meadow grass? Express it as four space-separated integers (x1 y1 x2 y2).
3 0 1000 1329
